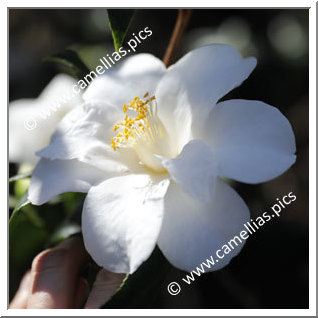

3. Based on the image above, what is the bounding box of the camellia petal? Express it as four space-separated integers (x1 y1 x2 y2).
28 158 109 205
9 74 83 164
82 174 170 274
158 140 217 202
9 99 54 164
155 44 257 151
83 54 166 108
37 73 83 112
202 99 296 183
158 178 250 272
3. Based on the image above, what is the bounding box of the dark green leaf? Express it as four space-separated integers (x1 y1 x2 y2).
107 9 135 51
60 192 86 219
10 192 30 218
43 49 90 80
102 246 173 308
9 193 47 267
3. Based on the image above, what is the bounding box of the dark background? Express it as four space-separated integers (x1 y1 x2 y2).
9 9 309 309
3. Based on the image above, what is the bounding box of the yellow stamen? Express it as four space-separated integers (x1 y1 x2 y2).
111 137 117 151
111 93 163 151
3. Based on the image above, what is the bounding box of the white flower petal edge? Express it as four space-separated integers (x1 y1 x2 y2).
9 74 83 164
83 54 166 108
158 178 250 272
202 99 296 183
157 140 218 202
82 174 170 274
28 158 109 205
155 44 257 152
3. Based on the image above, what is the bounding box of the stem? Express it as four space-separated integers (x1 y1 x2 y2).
163 9 192 67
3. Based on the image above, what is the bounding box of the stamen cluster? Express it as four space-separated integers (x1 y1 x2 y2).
111 93 157 151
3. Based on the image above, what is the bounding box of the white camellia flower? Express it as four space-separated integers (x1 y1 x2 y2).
28 46 296 274
9 74 83 164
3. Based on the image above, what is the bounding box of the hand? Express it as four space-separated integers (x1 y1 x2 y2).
9 237 125 309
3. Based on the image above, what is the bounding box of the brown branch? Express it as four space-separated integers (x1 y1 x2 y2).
163 9 192 67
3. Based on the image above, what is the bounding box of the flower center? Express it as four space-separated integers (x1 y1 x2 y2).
111 93 170 172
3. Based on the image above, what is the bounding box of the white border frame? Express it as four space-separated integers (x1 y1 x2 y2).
2 1 316 316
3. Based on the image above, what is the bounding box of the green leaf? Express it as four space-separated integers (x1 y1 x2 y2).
9 193 47 267
43 49 90 80
10 192 30 218
60 192 86 219
107 9 135 51
102 247 173 308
